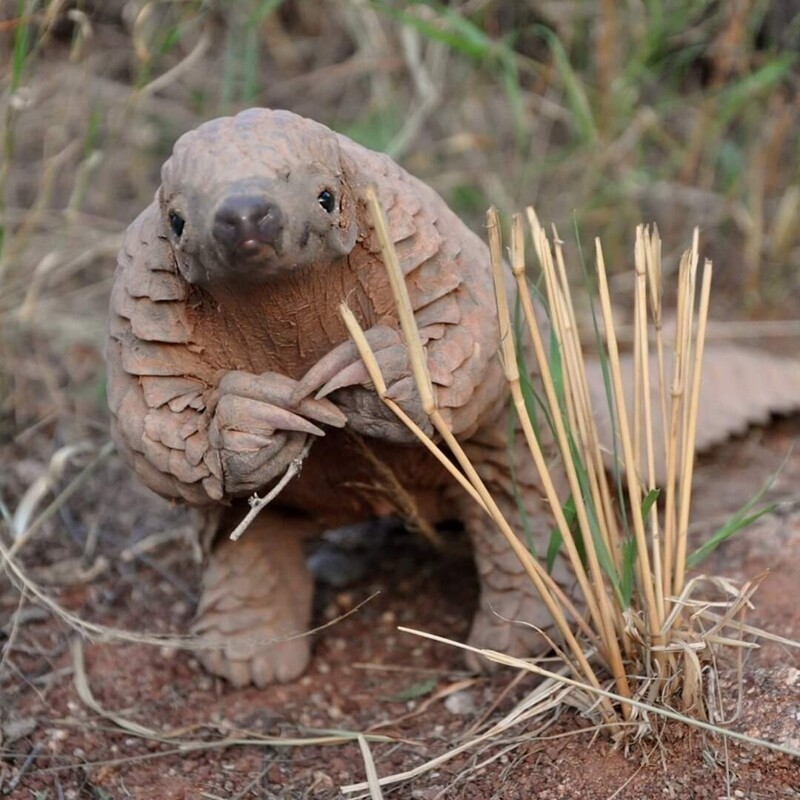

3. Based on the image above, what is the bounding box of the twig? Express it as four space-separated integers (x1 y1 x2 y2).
136 24 212 99
7 441 114 558
357 734 385 800
5 742 45 793
229 441 312 542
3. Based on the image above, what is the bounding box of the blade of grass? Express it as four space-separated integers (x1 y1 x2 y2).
530 24 597 144
686 452 788 569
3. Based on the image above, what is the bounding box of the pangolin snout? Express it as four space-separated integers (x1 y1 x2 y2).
212 195 283 259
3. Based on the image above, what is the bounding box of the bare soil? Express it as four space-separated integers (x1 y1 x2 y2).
1 416 798 799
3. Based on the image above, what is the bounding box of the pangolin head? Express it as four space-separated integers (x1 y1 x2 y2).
158 108 358 285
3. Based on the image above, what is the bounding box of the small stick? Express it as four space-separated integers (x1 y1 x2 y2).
229 442 312 542
5 742 45 793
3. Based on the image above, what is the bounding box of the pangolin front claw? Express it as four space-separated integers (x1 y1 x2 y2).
316 343 409 399
292 326 404 403
212 394 325 438
219 370 347 428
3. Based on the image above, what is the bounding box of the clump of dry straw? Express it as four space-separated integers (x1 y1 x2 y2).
341 189 797 753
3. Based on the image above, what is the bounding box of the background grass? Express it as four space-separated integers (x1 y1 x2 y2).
1 0 798 486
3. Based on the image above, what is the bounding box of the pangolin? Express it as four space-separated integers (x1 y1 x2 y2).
107 107 566 686
107 108 800 687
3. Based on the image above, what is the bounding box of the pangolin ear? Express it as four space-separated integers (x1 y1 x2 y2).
327 183 358 256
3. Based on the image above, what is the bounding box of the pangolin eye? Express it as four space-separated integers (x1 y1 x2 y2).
168 210 185 238
318 189 335 214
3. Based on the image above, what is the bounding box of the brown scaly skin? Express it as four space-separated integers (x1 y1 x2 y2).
107 108 576 686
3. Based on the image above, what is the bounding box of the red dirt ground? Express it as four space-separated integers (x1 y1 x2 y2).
1 415 799 798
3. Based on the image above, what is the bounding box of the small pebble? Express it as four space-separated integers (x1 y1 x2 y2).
444 690 476 716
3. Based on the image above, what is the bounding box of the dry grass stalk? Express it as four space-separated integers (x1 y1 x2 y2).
342 611 794 796
675 261 712 594
344 196 774 742
397 627 798 758
359 190 618 723
0 529 378 654
488 210 631 709
345 431 443 548
511 213 722 705
70 636 391 752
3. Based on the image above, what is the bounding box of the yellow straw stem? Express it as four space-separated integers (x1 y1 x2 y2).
502 213 631 703
363 200 617 721
662 250 693 600
489 212 632 702
635 226 665 626
595 240 662 637
365 186 436 415
339 303 487 514
673 260 713 594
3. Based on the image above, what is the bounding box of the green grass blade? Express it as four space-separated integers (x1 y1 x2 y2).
546 495 575 573
687 505 777 570
619 537 638 607
530 24 597 144
641 488 661 521
686 453 789 568
377 0 502 61
506 404 535 555
717 56 796 126
11 0 31 92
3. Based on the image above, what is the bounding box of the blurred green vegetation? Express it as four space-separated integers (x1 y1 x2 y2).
1 0 798 435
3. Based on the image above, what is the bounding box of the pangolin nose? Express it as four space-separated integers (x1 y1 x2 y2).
212 195 283 253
